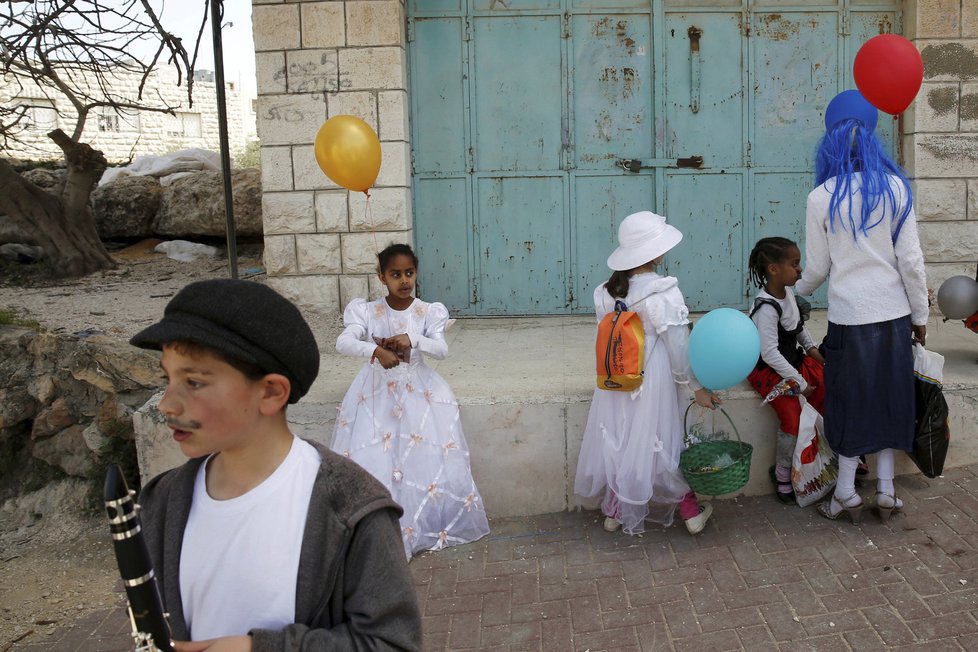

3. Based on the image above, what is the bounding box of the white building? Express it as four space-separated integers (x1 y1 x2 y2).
0 67 254 163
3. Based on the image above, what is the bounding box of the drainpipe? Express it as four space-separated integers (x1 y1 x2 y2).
210 0 238 279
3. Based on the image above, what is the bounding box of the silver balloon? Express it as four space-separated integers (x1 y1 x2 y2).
937 275 978 320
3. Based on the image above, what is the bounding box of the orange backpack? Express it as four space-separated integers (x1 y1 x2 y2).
596 299 648 391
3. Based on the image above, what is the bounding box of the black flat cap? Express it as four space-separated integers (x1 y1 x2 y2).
130 279 319 404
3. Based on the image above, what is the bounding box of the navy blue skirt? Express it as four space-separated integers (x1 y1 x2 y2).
822 316 914 457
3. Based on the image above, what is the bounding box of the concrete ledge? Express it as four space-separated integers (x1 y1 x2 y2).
135 312 978 518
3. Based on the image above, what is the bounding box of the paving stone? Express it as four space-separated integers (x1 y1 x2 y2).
661 599 700 639
673 628 742 651
861 605 918 647
572 626 640 651
780 580 826 616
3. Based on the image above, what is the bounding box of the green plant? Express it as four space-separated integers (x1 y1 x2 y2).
0 307 41 330
234 139 261 169
85 416 141 512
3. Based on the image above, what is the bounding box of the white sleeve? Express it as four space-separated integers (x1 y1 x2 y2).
751 303 807 390
408 302 449 360
794 191 829 297
797 326 817 353
645 287 691 334
336 299 377 359
892 201 929 326
661 324 703 392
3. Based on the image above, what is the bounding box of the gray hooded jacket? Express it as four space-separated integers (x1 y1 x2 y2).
138 440 422 651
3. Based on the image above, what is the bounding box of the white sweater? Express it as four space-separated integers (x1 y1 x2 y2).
794 173 929 326
750 288 817 391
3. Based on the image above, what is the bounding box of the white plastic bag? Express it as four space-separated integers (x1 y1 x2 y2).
154 240 220 262
791 398 838 507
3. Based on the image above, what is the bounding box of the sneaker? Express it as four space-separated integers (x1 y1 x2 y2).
684 503 713 535
603 516 622 532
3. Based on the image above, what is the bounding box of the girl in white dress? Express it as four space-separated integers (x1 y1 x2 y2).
331 243 490 558
575 211 721 536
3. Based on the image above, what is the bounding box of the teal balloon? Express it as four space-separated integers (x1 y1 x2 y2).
688 308 761 390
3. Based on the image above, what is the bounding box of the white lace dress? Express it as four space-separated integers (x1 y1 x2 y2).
574 272 702 534
331 297 490 558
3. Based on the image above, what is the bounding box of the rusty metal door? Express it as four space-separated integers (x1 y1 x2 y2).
408 1 899 315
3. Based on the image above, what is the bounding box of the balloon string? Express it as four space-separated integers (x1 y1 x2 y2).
364 194 381 300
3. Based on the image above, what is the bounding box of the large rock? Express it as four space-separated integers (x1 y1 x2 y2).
21 168 67 195
0 326 163 483
154 168 262 238
0 168 67 246
91 175 163 239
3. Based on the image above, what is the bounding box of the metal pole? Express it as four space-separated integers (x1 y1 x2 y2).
209 0 238 279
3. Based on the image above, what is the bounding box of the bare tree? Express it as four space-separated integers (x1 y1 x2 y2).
0 0 206 277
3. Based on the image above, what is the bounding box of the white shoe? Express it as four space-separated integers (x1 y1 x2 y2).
684 503 713 535
603 516 622 532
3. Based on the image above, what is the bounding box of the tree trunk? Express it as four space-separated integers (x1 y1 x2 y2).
0 130 115 277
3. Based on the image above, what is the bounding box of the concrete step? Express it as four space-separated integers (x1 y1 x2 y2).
135 311 978 518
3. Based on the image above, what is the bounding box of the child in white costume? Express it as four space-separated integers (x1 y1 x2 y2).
575 211 720 536
331 243 490 558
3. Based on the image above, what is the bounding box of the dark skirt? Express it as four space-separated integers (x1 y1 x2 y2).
822 316 914 457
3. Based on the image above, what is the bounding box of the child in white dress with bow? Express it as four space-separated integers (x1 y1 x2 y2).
331 244 490 558
575 212 720 536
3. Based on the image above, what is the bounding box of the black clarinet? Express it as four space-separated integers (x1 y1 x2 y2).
104 464 175 652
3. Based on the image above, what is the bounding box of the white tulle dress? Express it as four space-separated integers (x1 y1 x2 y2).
574 272 702 534
331 297 490 558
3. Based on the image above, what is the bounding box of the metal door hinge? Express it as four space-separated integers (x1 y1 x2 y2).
406 17 414 43
464 17 472 41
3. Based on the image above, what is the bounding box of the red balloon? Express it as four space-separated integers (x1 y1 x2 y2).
854 34 923 115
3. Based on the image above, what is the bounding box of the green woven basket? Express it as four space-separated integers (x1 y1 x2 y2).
679 403 752 496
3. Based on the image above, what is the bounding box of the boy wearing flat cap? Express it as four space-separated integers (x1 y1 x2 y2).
131 279 421 652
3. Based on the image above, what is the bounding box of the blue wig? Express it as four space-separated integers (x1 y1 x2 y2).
814 119 913 243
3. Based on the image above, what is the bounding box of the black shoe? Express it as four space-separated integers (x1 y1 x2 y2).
769 465 795 504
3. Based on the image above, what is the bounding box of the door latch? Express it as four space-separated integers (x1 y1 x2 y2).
618 156 704 171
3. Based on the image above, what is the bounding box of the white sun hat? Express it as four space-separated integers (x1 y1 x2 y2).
606 211 684 271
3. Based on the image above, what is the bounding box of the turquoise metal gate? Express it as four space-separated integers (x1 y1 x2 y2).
408 1 899 315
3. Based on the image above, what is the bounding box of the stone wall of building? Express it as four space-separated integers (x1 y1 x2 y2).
0 69 250 163
905 0 978 295
253 0 410 312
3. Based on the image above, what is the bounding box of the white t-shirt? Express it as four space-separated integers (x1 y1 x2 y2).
180 436 321 640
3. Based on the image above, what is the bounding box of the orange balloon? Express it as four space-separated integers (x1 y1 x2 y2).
314 115 382 193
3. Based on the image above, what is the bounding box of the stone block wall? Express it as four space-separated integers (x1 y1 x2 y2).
0 69 249 163
904 0 978 297
253 0 411 313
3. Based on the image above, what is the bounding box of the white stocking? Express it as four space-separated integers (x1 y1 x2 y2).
877 448 896 496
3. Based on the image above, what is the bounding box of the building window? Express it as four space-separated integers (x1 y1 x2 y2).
14 97 57 131
97 108 140 132
166 112 202 138
98 113 121 132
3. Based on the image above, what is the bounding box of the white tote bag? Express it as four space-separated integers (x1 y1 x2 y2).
792 398 839 507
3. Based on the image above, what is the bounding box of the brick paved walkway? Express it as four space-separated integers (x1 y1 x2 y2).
12 466 978 651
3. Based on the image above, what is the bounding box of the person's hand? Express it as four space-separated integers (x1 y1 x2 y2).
174 637 252 652
801 384 816 398
807 347 825 366
913 324 926 346
384 333 412 353
694 388 720 410
372 346 401 369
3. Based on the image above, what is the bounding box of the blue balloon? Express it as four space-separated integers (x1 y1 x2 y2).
688 308 761 391
825 89 878 132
